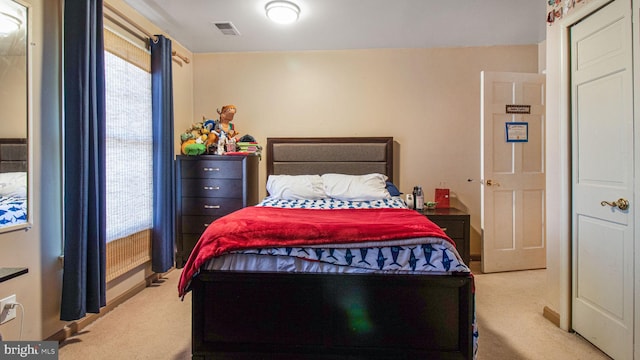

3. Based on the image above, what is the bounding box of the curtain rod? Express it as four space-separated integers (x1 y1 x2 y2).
172 50 190 64
103 2 190 64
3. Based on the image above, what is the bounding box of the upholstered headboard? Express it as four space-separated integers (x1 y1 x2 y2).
267 137 394 182
0 138 27 173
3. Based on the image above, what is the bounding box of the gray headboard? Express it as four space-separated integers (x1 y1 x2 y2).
0 138 27 173
267 137 394 182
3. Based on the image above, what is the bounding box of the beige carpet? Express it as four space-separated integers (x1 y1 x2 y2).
59 271 192 360
471 262 611 360
58 263 612 360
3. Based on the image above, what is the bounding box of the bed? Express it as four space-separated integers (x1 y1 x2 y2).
0 139 27 227
178 137 476 360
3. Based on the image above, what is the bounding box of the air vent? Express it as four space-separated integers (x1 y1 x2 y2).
213 22 240 36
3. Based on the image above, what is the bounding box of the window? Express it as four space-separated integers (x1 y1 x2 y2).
104 50 152 241
103 29 153 280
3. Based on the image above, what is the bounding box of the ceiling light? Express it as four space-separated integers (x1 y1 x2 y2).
0 12 21 36
265 1 300 25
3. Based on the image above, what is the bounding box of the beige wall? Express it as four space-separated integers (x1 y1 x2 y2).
545 20 569 329
191 45 539 257
544 0 613 331
0 55 27 138
0 0 53 341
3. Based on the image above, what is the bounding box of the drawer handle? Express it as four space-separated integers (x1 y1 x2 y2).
204 205 221 209
203 167 220 172
440 227 447 232
203 186 220 191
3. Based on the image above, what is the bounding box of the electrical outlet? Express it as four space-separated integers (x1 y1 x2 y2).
0 295 17 324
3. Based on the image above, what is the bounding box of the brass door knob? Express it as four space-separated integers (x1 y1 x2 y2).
600 198 629 210
486 179 500 187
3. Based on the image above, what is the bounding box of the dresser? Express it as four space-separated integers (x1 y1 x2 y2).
421 208 470 265
175 155 259 268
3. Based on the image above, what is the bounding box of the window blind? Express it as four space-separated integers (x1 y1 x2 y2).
102 29 154 281
104 29 153 243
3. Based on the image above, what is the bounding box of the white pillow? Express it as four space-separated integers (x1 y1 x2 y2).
266 174 327 200
0 172 27 198
321 173 391 201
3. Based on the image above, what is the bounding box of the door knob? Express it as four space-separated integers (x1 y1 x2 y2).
600 198 629 210
486 179 500 187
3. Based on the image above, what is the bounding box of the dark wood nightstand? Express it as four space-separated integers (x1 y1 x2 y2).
421 208 470 264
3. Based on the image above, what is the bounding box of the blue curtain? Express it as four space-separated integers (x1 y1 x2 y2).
60 0 107 321
151 35 175 273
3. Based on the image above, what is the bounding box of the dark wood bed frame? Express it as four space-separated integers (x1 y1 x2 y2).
0 138 27 173
189 137 474 360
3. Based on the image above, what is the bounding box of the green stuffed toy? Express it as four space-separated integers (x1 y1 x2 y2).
180 122 208 156
183 142 206 155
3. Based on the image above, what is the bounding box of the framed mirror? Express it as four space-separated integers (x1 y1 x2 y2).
0 0 30 233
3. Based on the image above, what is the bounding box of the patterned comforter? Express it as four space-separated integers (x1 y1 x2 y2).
179 197 471 294
241 197 468 272
0 196 26 227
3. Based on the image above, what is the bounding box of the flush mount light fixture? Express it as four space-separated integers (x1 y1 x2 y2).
0 12 21 36
265 1 300 24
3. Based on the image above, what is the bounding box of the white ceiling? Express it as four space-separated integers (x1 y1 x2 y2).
123 0 547 54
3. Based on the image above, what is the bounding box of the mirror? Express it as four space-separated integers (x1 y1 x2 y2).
0 0 29 233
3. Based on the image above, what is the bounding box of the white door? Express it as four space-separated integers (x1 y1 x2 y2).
480 71 546 273
571 1 634 359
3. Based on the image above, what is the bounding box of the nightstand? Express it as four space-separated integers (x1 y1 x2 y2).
421 208 470 264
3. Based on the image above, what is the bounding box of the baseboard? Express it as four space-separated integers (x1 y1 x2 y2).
543 306 561 327
47 270 171 343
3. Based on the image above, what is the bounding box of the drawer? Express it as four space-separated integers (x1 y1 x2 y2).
181 159 242 179
181 179 243 198
181 197 243 216
182 215 219 234
429 219 464 239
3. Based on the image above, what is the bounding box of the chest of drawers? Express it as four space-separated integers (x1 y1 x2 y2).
175 155 259 267
421 208 470 265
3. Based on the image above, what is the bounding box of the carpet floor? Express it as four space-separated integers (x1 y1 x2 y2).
58 262 612 359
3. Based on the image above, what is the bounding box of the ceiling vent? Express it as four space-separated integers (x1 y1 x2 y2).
213 22 240 36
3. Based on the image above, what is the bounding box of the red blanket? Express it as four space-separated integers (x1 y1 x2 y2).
178 207 453 297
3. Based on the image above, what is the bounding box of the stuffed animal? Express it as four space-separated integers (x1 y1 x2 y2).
216 105 240 140
189 105 241 155
215 131 227 155
202 118 219 149
180 122 208 155
182 140 206 155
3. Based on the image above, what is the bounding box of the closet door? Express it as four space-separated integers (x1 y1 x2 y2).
571 1 634 358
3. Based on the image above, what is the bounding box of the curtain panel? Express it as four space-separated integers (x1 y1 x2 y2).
150 35 175 273
60 0 107 321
